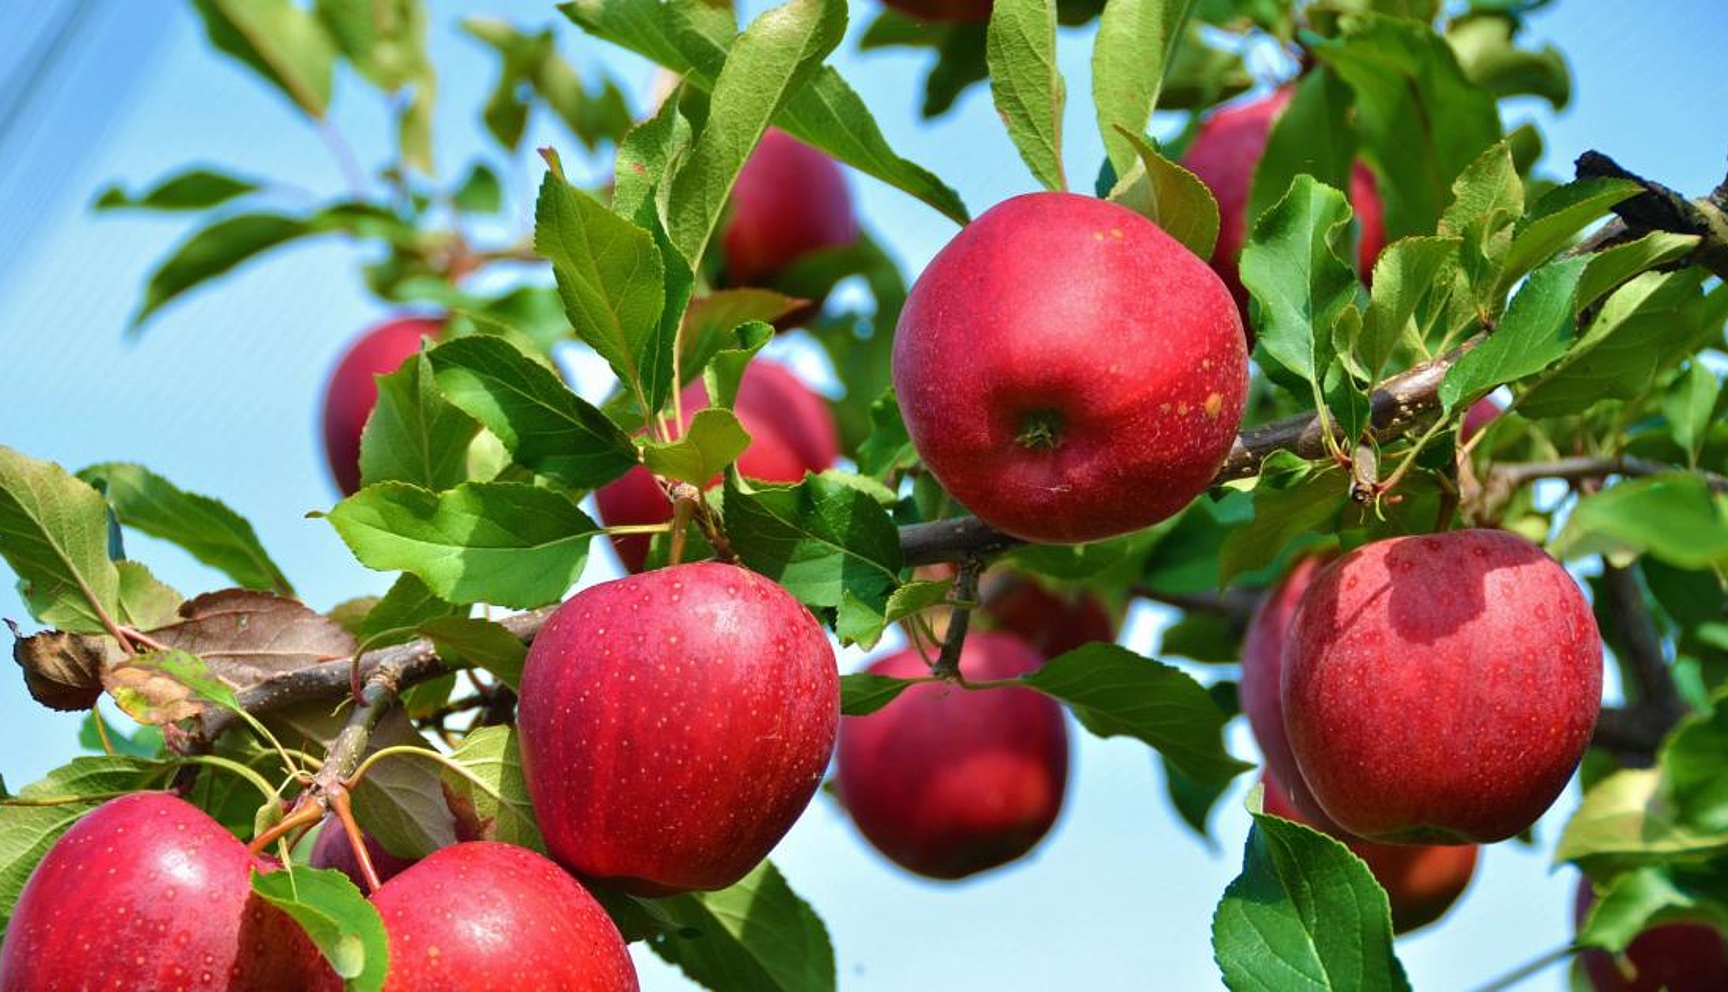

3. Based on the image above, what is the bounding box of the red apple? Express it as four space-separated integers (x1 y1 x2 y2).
835 632 1069 880
1261 775 1477 935
719 129 858 288
321 316 442 495
307 816 417 889
977 570 1115 658
594 359 839 572
1461 396 1503 442
310 842 637 992
1283 529 1602 844
1576 880 1728 992
0 792 324 990
892 191 1248 544
1237 555 1342 831
517 561 839 894
877 0 993 22
1180 88 1386 321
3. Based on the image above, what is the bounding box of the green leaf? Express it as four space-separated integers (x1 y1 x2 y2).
1497 177 1642 296
327 482 598 608
252 866 388 989
1108 131 1220 260
0 447 124 635
1218 464 1348 589
76 463 289 595
1666 362 1720 465
114 561 184 631
1311 13 1501 241
1020 642 1251 785
1248 68 1356 239
1438 254 1588 413
0 756 173 928
642 409 751 485
1576 230 1701 312
558 0 969 225
78 712 163 758
1557 769 1728 872
93 168 261 212
853 389 916 480
316 0 431 92
131 214 314 328
451 163 504 213
650 860 835 992
533 172 672 413
691 310 780 402
426 336 637 489
359 350 483 492
1241 176 1357 396
1437 142 1521 314
1360 236 1460 378
839 671 920 716
419 616 528 691
190 0 336 118
1213 806 1410 992
1553 474 1728 573
442 725 544 850
724 471 903 614
357 573 461 645
1092 0 1194 175
663 0 849 267
1577 865 1728 956
1446 11 1570 109
1517 268 1707 418
987 0 1066 191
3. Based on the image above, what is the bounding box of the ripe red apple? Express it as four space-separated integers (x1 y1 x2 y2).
835 632 1069 880
976 570 1116 658
719 129 858 288
321 316 442 495
310 842 637 992
876 0 993 21
594 359 838 572
0 792 324 990
1461 395 1503 442
892 191 1248 544
307 815 417 889
1576 880 1728 992
1283 529 1602 843
517 561 839 894
1237 555 1342 831
1261 775 1477 935
1180 88 1387 320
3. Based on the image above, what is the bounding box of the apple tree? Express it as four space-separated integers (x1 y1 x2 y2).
2 0 1726 988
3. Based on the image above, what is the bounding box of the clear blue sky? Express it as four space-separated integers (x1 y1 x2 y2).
0 2 1724 988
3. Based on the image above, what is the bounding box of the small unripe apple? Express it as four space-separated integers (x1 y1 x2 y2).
1237 555 1341 831
877 0 993 21
835 632 1069 880
594 359 839 572
1283 529 1602 843
892 191 1248 544
719 129 858 288
518 561 840 894
1261 775 1477 935
307 816 417 888
1180 88 1386 321
1576 880 1728 992
0 792 324 990
321 316 442 495
310 842 637 992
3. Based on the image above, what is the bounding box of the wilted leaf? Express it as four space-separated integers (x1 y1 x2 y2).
7 622 118 712
143 590 357 690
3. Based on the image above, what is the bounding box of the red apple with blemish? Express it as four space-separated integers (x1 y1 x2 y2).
1283 529 1603 844
1576 879 1728 992
835 632 1069 880
719 129 858 289
1261 775 1478 935
1180 88 1386 324
0 792 324 990
517 561 839 894
594 359 839 572
892 191 1248 544
309 842 637 992
321 316 442 495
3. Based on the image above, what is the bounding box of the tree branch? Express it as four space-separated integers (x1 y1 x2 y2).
1491 456 1728 493
1598 563 1689 762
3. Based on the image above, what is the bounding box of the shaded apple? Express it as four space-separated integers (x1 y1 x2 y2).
892 191 1248 544
877 0 993 21
835 632 1069 880
310 842 637 992
594 359 838 572
719 129 858 289
1283 529 1602 843
1236 554 1341 831
976 569 1116 658
321 316 442 495
518 561 839 894
307 815 417 889
0 792 324 990
1261 774 1477 935
1576 880 1728 992
1461 395 1504 442
1180 88 1386 322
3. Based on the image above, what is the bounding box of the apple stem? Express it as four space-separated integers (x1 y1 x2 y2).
668 484 699 566
330 788 384 893
247 797 324 856
931 558 983 681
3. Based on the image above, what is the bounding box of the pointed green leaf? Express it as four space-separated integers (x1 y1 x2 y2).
1438 255 1589 412
0 447 124 635
190 0 336 118
650 861 835 992
1248 68 1356 236
641 409 752 486
1497 177 1642 296
839 672 921 716
93 168 261 212
443 725 544 850
1108 131 1219 259
1092 0 1194 175
420 616 529 691
1360 236 1460 379
252 867 388 989
358 351 483 492
724 471 902 613
987 0 1066 191
1242 176 1357 395
131 214 314 328
1553 474 1728 572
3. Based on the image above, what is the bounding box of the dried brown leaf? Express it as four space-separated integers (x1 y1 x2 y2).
144 589 356 689
7 620 119 711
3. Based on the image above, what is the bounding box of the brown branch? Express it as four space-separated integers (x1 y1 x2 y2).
1590 706 1674 767
1491 456 1728 494
1132 585 1261 622
1600 564 1689 748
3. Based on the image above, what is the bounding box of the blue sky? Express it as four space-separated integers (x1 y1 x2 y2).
0 1 1724 988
